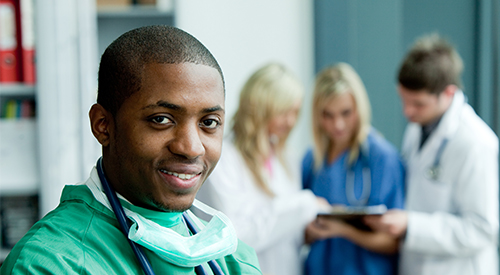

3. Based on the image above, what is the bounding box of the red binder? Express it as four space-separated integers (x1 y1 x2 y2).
19 0 35 84
0 0 21 83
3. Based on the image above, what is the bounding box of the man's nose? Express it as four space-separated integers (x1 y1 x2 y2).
403 104 415 118
168 124 205 159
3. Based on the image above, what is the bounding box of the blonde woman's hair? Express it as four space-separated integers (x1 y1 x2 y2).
232 63 304 196
312 63 372 170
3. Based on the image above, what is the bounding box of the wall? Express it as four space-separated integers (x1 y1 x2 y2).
35 0 99 215
402 0 476 107
176 0 315 163
314 0 499 147
315 0 405 147
315 1 500 271
32 0 314 215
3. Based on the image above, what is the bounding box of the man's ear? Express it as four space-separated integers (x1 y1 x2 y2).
443 84 457 98
89 103 112 146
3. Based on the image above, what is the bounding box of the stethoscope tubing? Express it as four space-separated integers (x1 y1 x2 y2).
427 138 449 181
97 158 156 275
345 142 371 206
433 138 449 167
346 167 371 206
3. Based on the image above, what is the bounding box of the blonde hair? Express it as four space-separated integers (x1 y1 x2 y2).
232 63 304 196
311 63 371 170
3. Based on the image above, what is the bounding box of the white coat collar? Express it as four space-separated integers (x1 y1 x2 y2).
431 90 465 140
85 166 133 204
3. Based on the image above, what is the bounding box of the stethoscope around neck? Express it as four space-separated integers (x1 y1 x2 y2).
425 92 465 181
345 142 371 206
426 138 449 181
96 157 225 275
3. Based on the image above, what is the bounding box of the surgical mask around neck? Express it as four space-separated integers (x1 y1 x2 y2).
86 169 238 267
127 200 238 267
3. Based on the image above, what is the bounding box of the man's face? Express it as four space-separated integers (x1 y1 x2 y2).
105 63 224 212
397 85 447 126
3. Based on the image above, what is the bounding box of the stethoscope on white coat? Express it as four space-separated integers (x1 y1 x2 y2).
96 158 225 275
425 92 466 181
426 138 449 181
345 142 371 206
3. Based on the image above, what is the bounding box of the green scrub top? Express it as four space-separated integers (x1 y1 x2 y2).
0 185 262 274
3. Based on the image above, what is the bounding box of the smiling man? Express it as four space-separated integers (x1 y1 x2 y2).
0 26 262 274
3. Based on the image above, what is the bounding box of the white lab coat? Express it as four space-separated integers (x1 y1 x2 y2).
195 138 319 275
400 91 499 275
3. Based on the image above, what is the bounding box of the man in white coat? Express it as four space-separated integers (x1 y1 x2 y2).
365 34 499 275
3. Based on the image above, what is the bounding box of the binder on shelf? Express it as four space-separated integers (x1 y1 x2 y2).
4 99 17 118
19 0 34 84
0 98 35 118
0 0 21 83
20 98 33 117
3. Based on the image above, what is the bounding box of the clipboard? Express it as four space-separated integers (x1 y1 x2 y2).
317 204 387 231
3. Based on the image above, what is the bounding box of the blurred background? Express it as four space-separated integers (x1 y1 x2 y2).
0 0 499 264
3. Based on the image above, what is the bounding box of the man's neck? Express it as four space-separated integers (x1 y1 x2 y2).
420 115 443 149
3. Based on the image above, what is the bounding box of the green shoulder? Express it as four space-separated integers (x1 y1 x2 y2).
217 240 262 275
0 185 112 274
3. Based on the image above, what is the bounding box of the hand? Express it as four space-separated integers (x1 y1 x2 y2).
315 196 331 212
304 217 350 244
364 209 408 238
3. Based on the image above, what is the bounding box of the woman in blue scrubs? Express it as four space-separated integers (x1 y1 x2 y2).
302 63 405 275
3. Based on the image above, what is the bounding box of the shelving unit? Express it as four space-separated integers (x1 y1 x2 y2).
97 4 172 17
0 118 38 194
0 0 176 264
0 84 35 96
97 3 175 58
0 83 39 261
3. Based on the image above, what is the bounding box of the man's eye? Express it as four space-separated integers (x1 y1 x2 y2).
201 119 219 129
151 116 171 124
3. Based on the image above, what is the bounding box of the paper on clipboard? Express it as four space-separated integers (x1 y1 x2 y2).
317 204 387 231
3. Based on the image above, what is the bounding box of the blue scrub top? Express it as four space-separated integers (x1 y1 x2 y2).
302 130 405 275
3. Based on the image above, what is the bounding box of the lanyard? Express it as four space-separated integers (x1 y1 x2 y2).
96 158 225 275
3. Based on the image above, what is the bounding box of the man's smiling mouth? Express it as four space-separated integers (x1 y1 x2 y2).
160 169 197 180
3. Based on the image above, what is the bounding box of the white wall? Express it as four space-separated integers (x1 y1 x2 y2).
176 0 315 163
35 0 100 216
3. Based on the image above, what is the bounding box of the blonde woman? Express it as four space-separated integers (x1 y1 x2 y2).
302 63 405 275
196 63 325 275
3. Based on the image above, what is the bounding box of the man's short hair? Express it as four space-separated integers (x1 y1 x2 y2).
397 33 463 95
97 25 224 115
